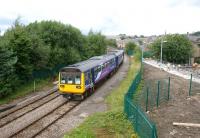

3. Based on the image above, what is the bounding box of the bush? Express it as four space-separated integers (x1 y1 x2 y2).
125 42 137 55
150 34 192 64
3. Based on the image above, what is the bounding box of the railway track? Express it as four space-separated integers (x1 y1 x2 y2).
0 89 81 138
0 87 58 119
0 92 60 128
12 101 80 138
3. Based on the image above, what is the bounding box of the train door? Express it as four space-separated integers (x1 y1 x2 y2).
116 56 119 67
89 69 94 92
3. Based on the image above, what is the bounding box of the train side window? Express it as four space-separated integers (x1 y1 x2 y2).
94 67 97 77
102 64 104 69
97 66 101 72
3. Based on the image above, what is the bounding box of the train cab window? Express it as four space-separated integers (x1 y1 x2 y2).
75 75 81 84
60 72 81 85
61 78 66 84
67 76 73 84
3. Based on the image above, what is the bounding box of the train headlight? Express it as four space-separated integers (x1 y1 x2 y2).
60 85 65 88
76 86 81 89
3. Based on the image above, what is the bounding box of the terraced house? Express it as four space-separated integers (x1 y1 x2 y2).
189 35 200 64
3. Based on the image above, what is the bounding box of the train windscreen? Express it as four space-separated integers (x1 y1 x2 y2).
60 72 81 85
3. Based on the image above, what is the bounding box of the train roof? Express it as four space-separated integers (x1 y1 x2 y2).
108 50 124 56
61 54 116 72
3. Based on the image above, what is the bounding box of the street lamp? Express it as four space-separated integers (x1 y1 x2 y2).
160 39 167 63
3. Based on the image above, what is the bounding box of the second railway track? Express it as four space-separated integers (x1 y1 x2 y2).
0 91 60 128
0 87 58 119
12 100 80 138
0 94 81 138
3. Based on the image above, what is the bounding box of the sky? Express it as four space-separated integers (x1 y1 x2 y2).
0 0 200 36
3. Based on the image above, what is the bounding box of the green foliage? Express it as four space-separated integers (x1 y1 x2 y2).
0 46 17 98
125 41 137 55
143 51 155 58
138 39 143 45
0 79 53 105
150 34 192 64
87 31 106 56
195 57 200 64
9 25 33 82
106 38 117 47
65 111 134 138
0 20 107 98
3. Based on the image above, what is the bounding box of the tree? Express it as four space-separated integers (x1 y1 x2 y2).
0 46 17 97
0 20 109 98
150 34 192 64
106 38 117 47
26 21 84 67
87 31 107 56
7 24 33 82
125 41 137 54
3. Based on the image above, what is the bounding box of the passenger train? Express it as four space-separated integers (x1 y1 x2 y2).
59 50 124 100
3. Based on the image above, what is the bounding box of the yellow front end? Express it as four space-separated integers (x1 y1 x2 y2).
59 73 85 94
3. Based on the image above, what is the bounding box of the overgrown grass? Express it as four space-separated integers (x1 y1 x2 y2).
65 51 141 138
0 79 53 105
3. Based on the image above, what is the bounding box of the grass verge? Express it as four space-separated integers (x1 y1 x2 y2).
0 79 54 105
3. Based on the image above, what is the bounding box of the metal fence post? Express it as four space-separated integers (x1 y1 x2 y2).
34 80 36 92
146 86 149 112
167 77 170 100
156 81 160 107
189 74 192 96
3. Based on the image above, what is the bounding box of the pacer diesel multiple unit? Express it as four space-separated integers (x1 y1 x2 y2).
59 50 124 100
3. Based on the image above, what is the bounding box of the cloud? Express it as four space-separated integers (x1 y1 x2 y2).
0 17 13 26
168 0 200 8
0 0 200 35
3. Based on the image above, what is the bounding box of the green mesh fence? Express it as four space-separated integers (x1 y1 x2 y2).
134 78 170 112
124 67 158 138
143 51 155 58
32 64 66 79
189 74 200 96
127 50 134 56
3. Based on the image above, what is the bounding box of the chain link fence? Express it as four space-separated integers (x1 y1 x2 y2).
189 74 200 96
124 66 158 138
32 64 66 79
134 78 170 112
